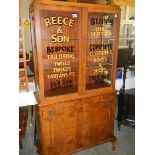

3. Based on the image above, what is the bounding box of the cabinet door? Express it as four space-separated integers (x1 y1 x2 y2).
38 5 82 97
85 9 120 91
81 95 115 145
39 100 80 155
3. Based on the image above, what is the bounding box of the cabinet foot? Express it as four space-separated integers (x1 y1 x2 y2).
111 137 117 150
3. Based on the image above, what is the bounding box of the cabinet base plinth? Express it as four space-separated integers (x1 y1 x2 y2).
111 136 117 150
35 136 117 155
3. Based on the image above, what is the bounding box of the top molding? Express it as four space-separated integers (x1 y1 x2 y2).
34 0 120 11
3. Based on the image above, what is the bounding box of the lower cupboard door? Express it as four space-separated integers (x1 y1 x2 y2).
40 101 79 155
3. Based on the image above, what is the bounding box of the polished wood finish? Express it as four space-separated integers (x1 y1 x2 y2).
38 93 116 155
30 1 120 154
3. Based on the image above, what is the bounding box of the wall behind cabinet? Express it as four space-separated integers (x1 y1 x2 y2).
20 0 33 53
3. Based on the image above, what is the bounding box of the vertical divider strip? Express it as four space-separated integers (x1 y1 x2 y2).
81 8 88 95
78 7 83 95
34 4 45 101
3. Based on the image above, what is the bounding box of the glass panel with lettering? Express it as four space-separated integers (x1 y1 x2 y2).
40 10 79 97
86 13 116 90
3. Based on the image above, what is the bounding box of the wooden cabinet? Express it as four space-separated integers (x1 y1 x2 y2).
30 1 120 154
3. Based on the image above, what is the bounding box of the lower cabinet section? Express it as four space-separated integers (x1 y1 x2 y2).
36 93 116 155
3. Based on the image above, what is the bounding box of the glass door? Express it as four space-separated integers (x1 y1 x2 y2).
86 11 118 90
39 7 81 97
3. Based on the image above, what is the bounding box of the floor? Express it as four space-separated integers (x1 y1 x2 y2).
19 106 135 155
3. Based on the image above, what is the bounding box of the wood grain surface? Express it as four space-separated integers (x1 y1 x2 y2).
30 1 120 154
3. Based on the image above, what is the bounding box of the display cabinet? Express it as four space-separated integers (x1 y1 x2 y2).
30 1 120 155
119 6 135 51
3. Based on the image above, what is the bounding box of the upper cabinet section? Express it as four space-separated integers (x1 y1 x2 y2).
30 1 120 102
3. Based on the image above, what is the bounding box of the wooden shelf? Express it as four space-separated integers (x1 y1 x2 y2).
19 76 26 80
19 49 24 52
19 58 24 62
19 85 28 91
19 68 25 72
19 59 30 62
